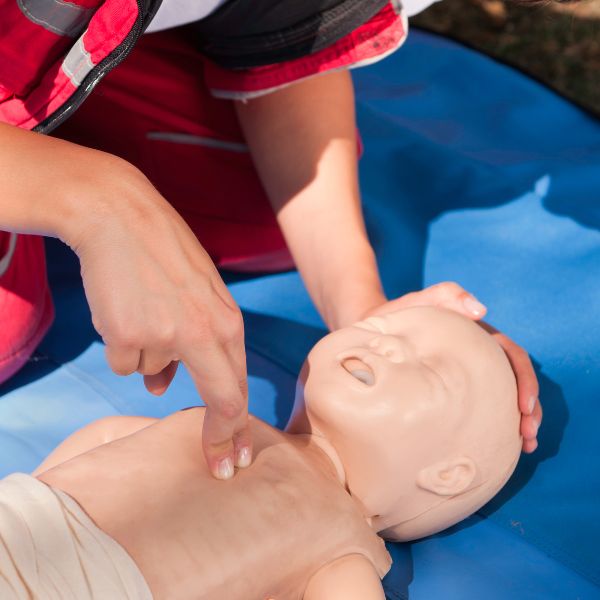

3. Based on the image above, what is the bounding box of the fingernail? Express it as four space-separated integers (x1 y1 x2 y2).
527 396 536 415
216 457 234 480
463 295 486 316
236 447 252 469
532 419 540 436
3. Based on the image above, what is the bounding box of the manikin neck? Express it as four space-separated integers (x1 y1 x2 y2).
284 398 380 528
292 431 379 531
285 403 346 484
292 431 347 488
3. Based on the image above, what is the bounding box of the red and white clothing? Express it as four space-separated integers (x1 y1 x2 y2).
0 0 412 382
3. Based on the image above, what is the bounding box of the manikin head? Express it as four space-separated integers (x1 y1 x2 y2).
286 306 521 541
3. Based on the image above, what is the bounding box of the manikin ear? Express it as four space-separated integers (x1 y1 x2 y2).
416 457 477 497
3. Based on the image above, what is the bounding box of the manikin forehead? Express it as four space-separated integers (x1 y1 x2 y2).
351 309 483 358
353 315 391 334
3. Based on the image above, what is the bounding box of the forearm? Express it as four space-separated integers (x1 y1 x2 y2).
235 71 385 330
0 122 141 246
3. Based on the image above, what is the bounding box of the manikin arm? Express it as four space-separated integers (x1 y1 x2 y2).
303 554 385 600
32 415 157 476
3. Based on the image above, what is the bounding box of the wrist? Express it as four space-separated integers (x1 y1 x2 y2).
57 153 157 251
325 286 387 331
317 242 387 331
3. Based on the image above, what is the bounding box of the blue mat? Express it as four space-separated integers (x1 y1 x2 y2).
1 29 599 599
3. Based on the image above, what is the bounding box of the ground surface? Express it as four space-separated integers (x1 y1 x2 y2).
412 0 600 116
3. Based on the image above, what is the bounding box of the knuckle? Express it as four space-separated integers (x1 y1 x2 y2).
108 322 140 349
221 309 244 344
437 281 462 297
238 376 249 400
203 435 232 456
216 397 244 421
232 374 249 403
152 323 177 347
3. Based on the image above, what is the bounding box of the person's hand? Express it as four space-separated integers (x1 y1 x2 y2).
363 281 488 322
361 282 541 453
63 157 252 479
477 322 541 454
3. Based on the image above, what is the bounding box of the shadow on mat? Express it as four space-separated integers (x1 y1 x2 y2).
242 310 327 428
0 239 100 398
383 543 414 600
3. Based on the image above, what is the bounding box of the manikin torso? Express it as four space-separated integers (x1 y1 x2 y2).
37 408 390 600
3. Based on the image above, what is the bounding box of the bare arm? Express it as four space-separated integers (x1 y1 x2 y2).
235 71 385 330
304 554 385 600
0 121 102 237
32 415 158 476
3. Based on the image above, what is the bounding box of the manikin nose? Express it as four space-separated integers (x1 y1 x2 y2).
369 335 410 363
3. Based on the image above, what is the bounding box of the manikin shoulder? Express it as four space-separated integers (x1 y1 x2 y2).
33 415 159 476
303 554 385 600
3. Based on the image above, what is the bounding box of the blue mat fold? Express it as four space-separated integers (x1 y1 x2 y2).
1 29 599 598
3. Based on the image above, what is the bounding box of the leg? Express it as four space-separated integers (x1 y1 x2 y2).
33 415 158 476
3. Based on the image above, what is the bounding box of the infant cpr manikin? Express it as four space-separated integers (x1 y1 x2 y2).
4 306 521 600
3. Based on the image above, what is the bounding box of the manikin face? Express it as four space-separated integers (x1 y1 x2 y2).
291 306 519 539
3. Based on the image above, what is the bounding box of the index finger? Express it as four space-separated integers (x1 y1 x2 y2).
183 342 250 479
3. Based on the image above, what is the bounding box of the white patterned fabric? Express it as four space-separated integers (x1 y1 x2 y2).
0 474 152 600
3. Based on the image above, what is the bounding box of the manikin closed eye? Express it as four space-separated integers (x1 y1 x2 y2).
342 357 375 385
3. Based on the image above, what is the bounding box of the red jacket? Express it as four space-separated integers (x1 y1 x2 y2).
0 0 407 132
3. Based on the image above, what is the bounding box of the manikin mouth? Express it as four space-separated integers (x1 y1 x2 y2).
341 357 375 385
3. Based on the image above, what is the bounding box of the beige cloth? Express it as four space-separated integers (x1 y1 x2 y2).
0 473 152 599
